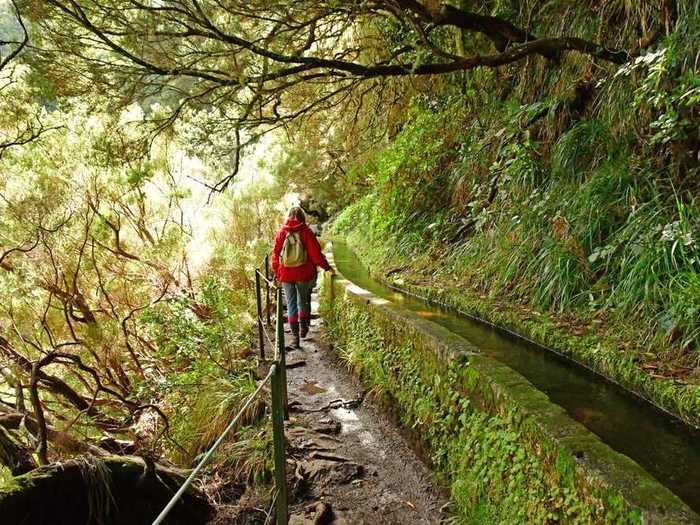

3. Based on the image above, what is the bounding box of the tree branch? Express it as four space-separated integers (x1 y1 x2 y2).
0 0 29 72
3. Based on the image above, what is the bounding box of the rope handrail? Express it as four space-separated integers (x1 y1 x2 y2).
259 317 276 347
152 363 277 525
256 268 277 288
153 262 288 525
263 489 279 525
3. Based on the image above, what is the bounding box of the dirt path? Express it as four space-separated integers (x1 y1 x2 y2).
283 294 446 525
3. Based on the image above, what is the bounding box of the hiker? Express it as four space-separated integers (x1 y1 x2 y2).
272 207 334 347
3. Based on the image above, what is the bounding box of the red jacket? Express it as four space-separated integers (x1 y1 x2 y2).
272 218 331 283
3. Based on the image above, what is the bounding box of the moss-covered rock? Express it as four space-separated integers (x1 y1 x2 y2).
0 455 212 525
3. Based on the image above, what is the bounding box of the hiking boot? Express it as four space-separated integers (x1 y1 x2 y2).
290 322 301 348
300 319 309 339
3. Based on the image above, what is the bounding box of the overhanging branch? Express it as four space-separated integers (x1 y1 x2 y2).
0 0 29 72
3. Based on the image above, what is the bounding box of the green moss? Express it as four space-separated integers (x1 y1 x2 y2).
0 466 20 495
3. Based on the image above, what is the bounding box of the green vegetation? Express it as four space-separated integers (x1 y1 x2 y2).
2 0 699 520
327 3 700 426
0 100 284 511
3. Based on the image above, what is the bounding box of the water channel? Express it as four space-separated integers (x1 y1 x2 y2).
332 240 700 515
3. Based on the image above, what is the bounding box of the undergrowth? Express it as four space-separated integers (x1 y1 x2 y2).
134 183 285 496
138 275 260 463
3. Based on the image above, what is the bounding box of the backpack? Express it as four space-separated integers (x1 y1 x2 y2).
281 231 307 267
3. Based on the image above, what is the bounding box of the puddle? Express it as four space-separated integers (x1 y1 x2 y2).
301 381 328 395
331 407 363 434
359 430 379 450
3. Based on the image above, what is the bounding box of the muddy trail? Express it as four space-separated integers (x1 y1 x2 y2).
280 294 445 524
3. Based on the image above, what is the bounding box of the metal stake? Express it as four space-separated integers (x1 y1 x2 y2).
270 362 288 525
255 271 265 359
275 287 289 419
265 255 271 325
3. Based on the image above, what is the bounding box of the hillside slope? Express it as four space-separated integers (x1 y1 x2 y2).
321 2 700 424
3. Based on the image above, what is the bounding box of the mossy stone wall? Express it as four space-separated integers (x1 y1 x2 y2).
321 273 698 524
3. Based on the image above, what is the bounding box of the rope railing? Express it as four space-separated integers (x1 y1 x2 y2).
152 261 289 525
264 489 280 525
260 318 276 347
256 255 278 358
258 272 277 288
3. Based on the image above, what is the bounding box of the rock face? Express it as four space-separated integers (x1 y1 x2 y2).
0 456 213 525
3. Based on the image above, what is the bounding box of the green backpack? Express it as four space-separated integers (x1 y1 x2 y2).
281 231 307 267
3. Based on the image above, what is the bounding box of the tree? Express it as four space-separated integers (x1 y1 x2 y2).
0 109 192 465
0 1 27 74
25 1 665 191
0 0 62 158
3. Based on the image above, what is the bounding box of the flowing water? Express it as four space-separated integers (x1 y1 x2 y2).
332 241 700 515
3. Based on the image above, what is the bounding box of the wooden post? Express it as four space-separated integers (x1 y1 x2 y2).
275 287 289 420
265 255 271 325
270 362 288 525
255 271 265 359
330 271 335 303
